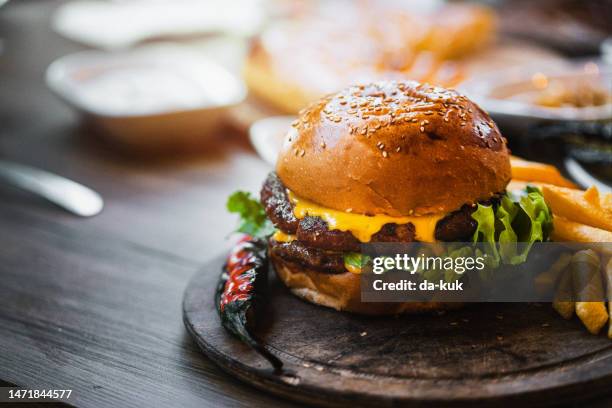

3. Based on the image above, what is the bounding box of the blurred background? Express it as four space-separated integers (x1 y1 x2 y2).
0 0 610 260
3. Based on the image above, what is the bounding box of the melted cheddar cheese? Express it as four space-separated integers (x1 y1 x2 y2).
272 230 296 242
288 192 444 242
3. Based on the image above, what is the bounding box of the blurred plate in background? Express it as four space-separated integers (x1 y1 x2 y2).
52 0 265 50
248 116 295 167
46 44 246 151
460 61 612 135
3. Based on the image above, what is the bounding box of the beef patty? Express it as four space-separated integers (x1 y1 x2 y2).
269 238 346 274
261 172 493 252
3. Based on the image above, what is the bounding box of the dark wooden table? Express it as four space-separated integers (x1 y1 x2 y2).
1 2 610 408
0 1 299 406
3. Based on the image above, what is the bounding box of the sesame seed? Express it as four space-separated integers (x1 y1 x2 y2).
300 149 305 157
320 142 326 148
420 126 425 132
382 151 388 158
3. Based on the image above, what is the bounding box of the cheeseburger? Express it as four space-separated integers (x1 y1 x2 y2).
229 80 551 315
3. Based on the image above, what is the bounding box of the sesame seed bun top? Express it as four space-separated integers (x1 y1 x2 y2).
276 80 511 217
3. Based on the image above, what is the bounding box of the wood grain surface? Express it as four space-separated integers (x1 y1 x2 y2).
184 256 612 407
0 1 610 408
0 1 297 407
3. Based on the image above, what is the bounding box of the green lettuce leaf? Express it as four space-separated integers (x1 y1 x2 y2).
471 186 553 266
344 252 362 270
343 253 372 272
471 202 501 267
226 191 274 239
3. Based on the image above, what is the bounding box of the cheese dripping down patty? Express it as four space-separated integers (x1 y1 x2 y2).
288 191 444 243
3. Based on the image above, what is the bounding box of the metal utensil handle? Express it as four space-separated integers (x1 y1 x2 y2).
565 158 612 193
0 159 104 217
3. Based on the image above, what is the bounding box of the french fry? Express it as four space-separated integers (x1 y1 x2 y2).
551 216 612 247
605 258 612 339
576 302 608 334
535 253 572 296
572 250 608 335
553 266 574 320
542 185 612 232
604 193 612 211
572 250 603 300
510 156 577 188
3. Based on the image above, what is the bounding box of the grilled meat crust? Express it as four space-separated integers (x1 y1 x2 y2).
261 172 488 252
269 238 347 274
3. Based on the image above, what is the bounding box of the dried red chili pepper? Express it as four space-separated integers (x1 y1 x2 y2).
215 235 282 371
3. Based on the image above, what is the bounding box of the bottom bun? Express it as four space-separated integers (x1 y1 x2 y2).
270 253 462 315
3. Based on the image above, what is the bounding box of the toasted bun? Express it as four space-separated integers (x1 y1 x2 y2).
276 81 511 216
271 253 460 315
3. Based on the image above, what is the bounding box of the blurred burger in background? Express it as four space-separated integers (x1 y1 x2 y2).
244 0 496 113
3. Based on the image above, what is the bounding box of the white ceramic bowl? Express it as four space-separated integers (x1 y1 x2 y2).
46 45 247 151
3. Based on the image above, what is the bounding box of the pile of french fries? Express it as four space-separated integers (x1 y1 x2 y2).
509 157 612 337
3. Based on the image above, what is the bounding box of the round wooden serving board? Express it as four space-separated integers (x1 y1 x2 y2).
183 255 612 407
